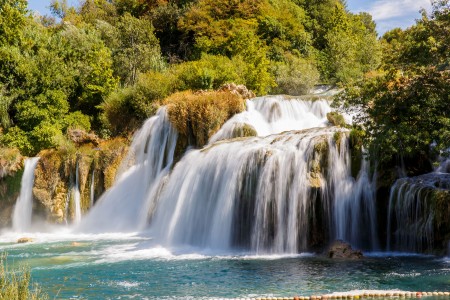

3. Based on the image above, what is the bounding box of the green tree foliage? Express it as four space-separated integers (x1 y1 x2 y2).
173 54 242 90
51 24 117 116
382 0 450 71
271 53 320 95
336 69 450 163
114 13 165 85
336 1 450 167
322 8 380 84
100 70 177 135
0 0 383 154
0 17 116 154
0 0 28 46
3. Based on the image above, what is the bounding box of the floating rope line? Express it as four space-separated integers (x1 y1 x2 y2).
210 291 450 300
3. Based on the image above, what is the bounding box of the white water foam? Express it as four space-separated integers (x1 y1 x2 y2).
77 108 178 233
210 96 331 143
12 157 40 232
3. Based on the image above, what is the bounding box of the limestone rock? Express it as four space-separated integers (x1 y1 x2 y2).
67 129 100 146
220 83 256 99
327 240 363 259
17 237 34 243
0 148 23 179
231 123 257 139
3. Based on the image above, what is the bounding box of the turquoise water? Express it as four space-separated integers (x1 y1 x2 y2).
1 232 449 299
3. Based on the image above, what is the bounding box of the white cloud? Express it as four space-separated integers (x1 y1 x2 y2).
368 0 432 21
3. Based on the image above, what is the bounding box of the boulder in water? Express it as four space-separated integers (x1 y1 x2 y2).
17 237 34 243
326 240 363 259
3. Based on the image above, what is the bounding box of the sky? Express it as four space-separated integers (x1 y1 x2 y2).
28 0 433 35
346 0 432 34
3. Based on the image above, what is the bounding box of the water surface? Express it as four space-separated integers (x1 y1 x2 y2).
1 233 448 299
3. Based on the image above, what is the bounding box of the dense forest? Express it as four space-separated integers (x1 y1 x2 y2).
0 0 448 170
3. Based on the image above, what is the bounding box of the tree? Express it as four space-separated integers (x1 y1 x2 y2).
51 24 118 118
381 0 450 71
114 13 165 85
0 0 28 46
336 69 450 164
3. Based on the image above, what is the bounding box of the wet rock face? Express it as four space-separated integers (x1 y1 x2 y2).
327 240 363 259
32 139 129 224
0 148 24 227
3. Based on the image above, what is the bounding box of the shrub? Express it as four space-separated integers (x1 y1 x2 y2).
327 112 346 127
164 90 245 147
0 127 33 156
271 54 320 95
99 70 176 136
173 54 244 90
0 254 48 300
62 111 91 132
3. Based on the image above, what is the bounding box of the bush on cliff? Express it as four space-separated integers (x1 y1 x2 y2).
164 90 245 148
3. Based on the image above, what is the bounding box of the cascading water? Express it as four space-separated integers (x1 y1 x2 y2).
12 157 40 232
73 159 82 223
77 107 178 232
90 169 95 208
77 94 377 253
330 147 379 250
210 96 331 143
436 157 450 173
145 95 377 253
387 172 450 252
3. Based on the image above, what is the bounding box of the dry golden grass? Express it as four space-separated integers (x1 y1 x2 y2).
0 254 48 300
164 90 245 147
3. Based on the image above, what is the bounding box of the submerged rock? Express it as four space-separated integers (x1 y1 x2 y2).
230 123 258 139
326 240 363 259
17 237 33 243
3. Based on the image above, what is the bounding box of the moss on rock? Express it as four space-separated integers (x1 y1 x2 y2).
308 137 329 188
231 124 258 139
32 138 129 223
327 112 347 127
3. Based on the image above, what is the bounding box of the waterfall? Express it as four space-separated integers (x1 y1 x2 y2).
210 96 331 143
331 149 379 250
145 95 377 253
78 107 178 232
78 95 378 253
90 169 95 208
73 160 82 223
387 173 450 252
436 157 450 173
12 157 40 232
64 189 71 224
387 152 450 253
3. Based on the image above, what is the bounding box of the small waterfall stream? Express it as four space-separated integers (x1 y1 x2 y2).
90 169 95 208
12 157 40 232
387 172 450 252
78 107 178 232
73 160 82 223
